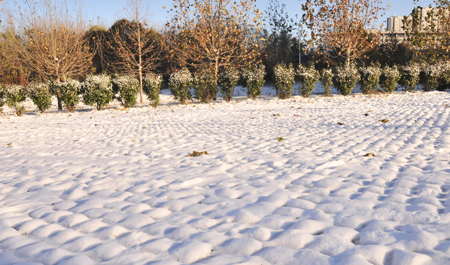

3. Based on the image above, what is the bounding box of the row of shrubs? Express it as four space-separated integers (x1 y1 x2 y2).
1 62 448 116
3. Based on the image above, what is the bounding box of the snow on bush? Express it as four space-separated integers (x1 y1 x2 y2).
112 75 139 108
50 79 82 112
242 64 266 100
333 64 360 96
143 73 163 108
4 84 26 116
27 82 52 113
422 62 446 91
82 74 114 111
297 64 320 98
0 84 5 113
399 62 421 92
218 67 240 102
274 63 295 99
320 69 333 97
360 64 382 94
381 65 401 93
193 68 218 104
169 68 193 104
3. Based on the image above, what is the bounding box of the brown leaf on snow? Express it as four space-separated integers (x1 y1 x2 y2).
7 143 12 146
273 114 281 117
364 153 376 157
294 115 300 117
337 122 345 125
188 151 209 157
379 119 389 123
364 113 369 116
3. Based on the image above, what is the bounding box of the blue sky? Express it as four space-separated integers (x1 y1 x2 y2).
83 0 435 28
2 0 436 28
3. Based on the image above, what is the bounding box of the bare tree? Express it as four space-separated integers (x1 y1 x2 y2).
166 0 263 79
10 0 92 110
107 0 164 103
301 0 385 66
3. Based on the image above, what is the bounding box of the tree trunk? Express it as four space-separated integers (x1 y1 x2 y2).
56 75 63 111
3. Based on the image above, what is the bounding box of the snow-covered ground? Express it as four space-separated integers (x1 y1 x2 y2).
1 86 450 265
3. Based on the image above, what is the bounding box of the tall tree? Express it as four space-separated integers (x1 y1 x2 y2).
404 1 450 62
262 0 301 78
107 0 165 103
301 0 385 66
166 0 263 79
11 0 93 110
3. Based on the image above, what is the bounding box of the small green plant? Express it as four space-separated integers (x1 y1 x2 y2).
113 75 139 107
82 74 114 110
193 68 218 103
274 63 295 99
242 64 266 100
218 67 240 102
169 68 193 104
297 64 320 98
320 69 333 96
399 62 421 92
50 79 82 112
360 64 382 94
143 73 163 107
380 65 401 93
333 64 360 96
4 84 26 116
27 82 52 113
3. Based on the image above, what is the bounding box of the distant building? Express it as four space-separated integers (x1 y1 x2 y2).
387 16 404 32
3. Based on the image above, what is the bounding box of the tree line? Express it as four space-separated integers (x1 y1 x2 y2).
0 0 449 92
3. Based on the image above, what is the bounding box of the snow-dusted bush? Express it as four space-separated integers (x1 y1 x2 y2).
169 68 193 104
242 64 266 100
4 84 26 116
193 68 218 103
27 82 52 113
381 65 401 93
112 75 139 107
82 74 113 110
0 84 5 113
422 62 445 91
274 63 295 99
50 79 81 112
441 61 450 86
143 73 163 108
218 67 240 102
297 64 320 98
333 64 360 96
399 63 421 92
321 69 333 97
360 65 382 94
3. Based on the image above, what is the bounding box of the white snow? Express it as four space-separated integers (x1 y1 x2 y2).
1 87 450 264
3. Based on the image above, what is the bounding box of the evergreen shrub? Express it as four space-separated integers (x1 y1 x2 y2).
381 65 401 93
399 63 421 92
27 82 52 113
82 74 114 110
50 79 81 112
143 73 163 107
360 64 382 94
333 64 360 96
4 84 26 116
320 69 333 96
193 68 218 103
169 68 193 104
218 67 240 102
113 75 139 107
297 64 320 98
274 63 295 99
242 64 266 100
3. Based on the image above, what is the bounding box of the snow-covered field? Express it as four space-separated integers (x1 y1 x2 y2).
1 86 450 265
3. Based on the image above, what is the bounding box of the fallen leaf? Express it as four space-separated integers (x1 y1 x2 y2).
364 113 368 116
368 110 374 112
294 115 300 117
68 114 72 117
132 140 135 142
95 124 99 126
337 122 345 125
7 143 12 146
277 137 284 141
112 116 116 118
290 106 295 108
57 123 63 125
192 105 195 107
250 117 257 119
379 119 389 123
236 101 240 103
273 114 281 117
293 100 297 102
297 107 302 109
14 127 17 129
90 117 92 119
188 151 209 157
30 127 36 129
142 127 148 129
364 153 375 157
